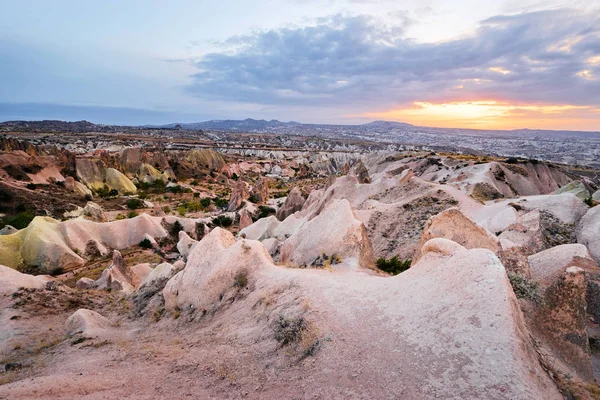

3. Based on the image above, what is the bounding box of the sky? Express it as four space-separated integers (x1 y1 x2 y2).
0 0 599 130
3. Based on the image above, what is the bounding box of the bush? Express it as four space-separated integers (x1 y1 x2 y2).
139 238 153 249
126 198 144 210
256 205 276 220
0 210 35 230
115 214 126 220
162 205 171 214
505 157 519 164
177 205 186 216
213 197 228 209
127 211 138 218
376 256 411 275
185 201 202 212
200 197 211 208
170 220 184 237
212 215 233 227
193 192 200 198
26 183 38 190
108 189 119 197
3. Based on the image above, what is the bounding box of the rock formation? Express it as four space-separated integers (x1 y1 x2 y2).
275 187 305 221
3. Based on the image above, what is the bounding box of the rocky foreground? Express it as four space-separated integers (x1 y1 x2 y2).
1 141 600 399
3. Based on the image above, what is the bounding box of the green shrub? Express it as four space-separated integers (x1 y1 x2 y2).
213 197 228 209
127 211 139 218
162 205 171 214
193 192 200 198
126 198 144 210
139 238 153 249
0 210 35 229
185 201 202 212
115 214 126 220
169 220 184 237
212 215 233 227
376 256 411 275
177 205 186 216
108 189 119 197
200 198 211 208
256 205 276 220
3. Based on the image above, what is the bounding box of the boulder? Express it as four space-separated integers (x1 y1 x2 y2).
350 160 371 184
533 267 593 380
593 189 600 204
82 202 106 222
0 264 52 295
64 176 93 197
76 277 95 290
65 309 112 337
105 168 137 194
176 231 197 258
577 205 600 263
227 180 249 212
552 181 590 201
279 199 374 268
275 187 305 221
0 225 17 235
94 250 135 293
413 208 500 264
238 209 253 230
528 244 598 286
250 177 269 204
164 228 272 311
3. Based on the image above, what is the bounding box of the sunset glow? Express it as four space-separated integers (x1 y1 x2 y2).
359 101 599 130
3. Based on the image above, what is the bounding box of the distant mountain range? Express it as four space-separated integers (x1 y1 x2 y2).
158 118 414 131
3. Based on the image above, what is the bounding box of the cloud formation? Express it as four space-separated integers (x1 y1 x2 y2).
186 8 600 114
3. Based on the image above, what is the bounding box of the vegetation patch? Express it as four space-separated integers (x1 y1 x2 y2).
376 256 411 275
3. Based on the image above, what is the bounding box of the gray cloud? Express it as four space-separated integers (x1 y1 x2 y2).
186 8 600 110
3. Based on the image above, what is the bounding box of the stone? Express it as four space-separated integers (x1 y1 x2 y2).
177 231 197 258
413 208 500 264
0 264 52 295
0 225 17 235
65 309 112 337
250 177 269 204
279 199 374 268
275 187 305 221
238 209 253 230
76 277 95 290
577 205 600 263
552 181 590 201
94 250 135 293
227 180 249 212
82 202 106 222
350 160 371 184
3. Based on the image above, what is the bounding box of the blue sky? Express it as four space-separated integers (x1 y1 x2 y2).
0 0 599 129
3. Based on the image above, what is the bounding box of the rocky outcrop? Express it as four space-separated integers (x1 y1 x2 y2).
275 187 305 221
528 244 598 285
94 250 135 293
280 199 374 268
65 309 112 337
227 181 249 212
577 205 600 264
413 208 500 264
238 209 253 230
350 160 371 184
0 264 52 295
105 168 137 194
250 177 269 204
176 231 197 258
0 225 17 235
533 267 593 380
64 176 92 197
553 181 590 201
164 228 271 311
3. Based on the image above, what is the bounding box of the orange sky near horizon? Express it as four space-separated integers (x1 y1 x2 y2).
355 101 600 131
